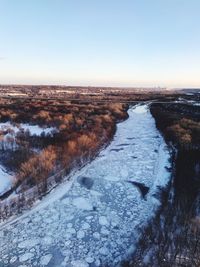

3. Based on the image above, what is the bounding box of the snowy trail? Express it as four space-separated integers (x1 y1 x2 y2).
0 104 171 267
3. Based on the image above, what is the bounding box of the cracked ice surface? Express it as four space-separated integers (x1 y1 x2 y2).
0 104 171 267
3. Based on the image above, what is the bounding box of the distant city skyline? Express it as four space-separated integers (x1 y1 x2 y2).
0 0 200 88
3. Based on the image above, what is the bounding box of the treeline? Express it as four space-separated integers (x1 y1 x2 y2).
0 99 128 195
2 85 199 105
150 103 200 149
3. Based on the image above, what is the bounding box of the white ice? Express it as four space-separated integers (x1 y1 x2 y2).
0 104 171 267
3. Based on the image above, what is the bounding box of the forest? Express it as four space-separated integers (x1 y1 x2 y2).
0 98 128 199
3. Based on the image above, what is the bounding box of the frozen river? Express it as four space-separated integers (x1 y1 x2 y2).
0 104 171 267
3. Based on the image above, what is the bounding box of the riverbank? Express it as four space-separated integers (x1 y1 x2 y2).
124 102 200 267
0 104 171 267
0 99 128 204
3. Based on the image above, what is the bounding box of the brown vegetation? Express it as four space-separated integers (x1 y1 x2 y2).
150 103 200 149
0 98 128 197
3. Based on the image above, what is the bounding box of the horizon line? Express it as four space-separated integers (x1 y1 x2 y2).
0 83 200 90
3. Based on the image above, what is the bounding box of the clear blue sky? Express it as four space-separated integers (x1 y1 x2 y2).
0 0 200 87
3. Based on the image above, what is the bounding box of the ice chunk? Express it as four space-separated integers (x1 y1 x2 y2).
19 253 34 262
40 254 52 266
73 197 93 210
71 260 89 267
99 216 109 226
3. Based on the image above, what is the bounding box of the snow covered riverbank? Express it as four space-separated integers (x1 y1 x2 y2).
0 104 171 267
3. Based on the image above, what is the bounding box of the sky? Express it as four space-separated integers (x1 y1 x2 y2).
0 0 200 88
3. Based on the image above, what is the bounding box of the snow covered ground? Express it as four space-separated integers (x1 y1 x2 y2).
0 122 57 137
0 122 57 193
0 104 171 267
0 122 58 151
